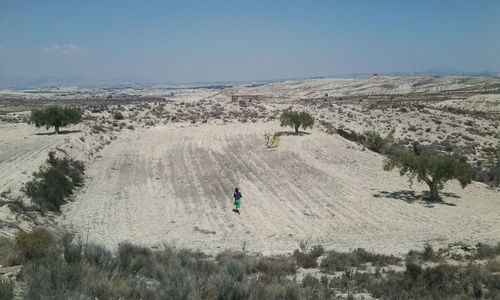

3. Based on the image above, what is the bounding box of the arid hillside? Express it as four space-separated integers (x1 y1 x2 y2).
59 122 499 255
0 76 498 256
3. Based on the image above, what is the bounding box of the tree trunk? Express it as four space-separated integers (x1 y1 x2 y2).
294 124 299 134
427 181 439 202
55 125 60 134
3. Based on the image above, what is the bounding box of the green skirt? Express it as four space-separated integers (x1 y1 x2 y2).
234 199 241 208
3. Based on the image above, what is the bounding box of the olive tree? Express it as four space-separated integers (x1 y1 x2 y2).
383 150 472 202
29 106 82 134
279 111 314 134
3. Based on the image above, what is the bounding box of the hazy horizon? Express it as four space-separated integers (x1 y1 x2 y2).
1 0 499 87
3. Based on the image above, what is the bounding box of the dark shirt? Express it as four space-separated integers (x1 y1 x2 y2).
234 192 242 200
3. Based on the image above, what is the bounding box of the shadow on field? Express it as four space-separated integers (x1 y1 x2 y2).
35 130 81 136
276 131 311 136
373 190 458 207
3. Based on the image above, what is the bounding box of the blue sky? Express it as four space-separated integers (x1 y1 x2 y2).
0 0 499 83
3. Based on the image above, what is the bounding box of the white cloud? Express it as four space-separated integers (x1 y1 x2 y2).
39 44 86 56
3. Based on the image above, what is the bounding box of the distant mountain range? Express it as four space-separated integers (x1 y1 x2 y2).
1 71 499 90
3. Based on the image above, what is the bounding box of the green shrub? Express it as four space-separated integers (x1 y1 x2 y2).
321 248 400 273
362 130 387 153
84 244 113 269
337 129 388 153
24 152 84 212
475 242 500 259
215 262 249 300
406 243 440 262
302 273 320 288
293 244 324 268
256 256 297 279
249 281 302 300
337 127 363 143
117 243 153 275
302 273 334 299
222 259 246 282
151 263 168 281
475 161 500 187
62 233 82 264
0 278 14 300
153 246 177 271
422 243 438 261
215 250 259 275
113 112 124 120
0 237 11 267
215 250 243 263
12 228 54 263
176 249 209 269
162 266 195 300
23 256 84 300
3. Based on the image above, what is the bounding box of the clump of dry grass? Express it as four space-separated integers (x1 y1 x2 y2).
293 242 324 268
0 278 14 300
321 248 401 273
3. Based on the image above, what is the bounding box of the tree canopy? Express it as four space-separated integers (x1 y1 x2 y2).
383 149 472 202
29 106 82 134
279 111 314 134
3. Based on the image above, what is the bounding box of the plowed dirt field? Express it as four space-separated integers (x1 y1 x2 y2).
60 122 500 254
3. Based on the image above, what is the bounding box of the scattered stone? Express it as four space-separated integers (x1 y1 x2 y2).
0 265 22 279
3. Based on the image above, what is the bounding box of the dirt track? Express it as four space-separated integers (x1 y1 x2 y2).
59 122 500 255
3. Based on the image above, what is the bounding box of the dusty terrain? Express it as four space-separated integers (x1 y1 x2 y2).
59 122 499 255
0 75 499 255
0 116 114 232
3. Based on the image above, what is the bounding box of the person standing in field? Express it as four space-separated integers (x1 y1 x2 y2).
233 188 242 215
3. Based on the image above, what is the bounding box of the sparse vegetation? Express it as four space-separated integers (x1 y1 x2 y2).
2 78 500 299
255 255 297 279
24 152 84 212
384 148 472 202
11 227 54 263
475 242 500 259
473 161 500 187
406 243 440 262
331 260 500 299
336 128 389 153
91 124 107 133
279 111 314 134
264 132 281 149
113 111 124 120
28 106 82 134
0 279 14 300
5 228 300 300
3 227 498 300
293 242 324 268
362 130 387 153
337 126 363 143
320 248 400 273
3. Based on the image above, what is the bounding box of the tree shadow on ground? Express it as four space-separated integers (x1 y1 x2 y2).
35 130 81 136
276 130 311 136
373 190 458 207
